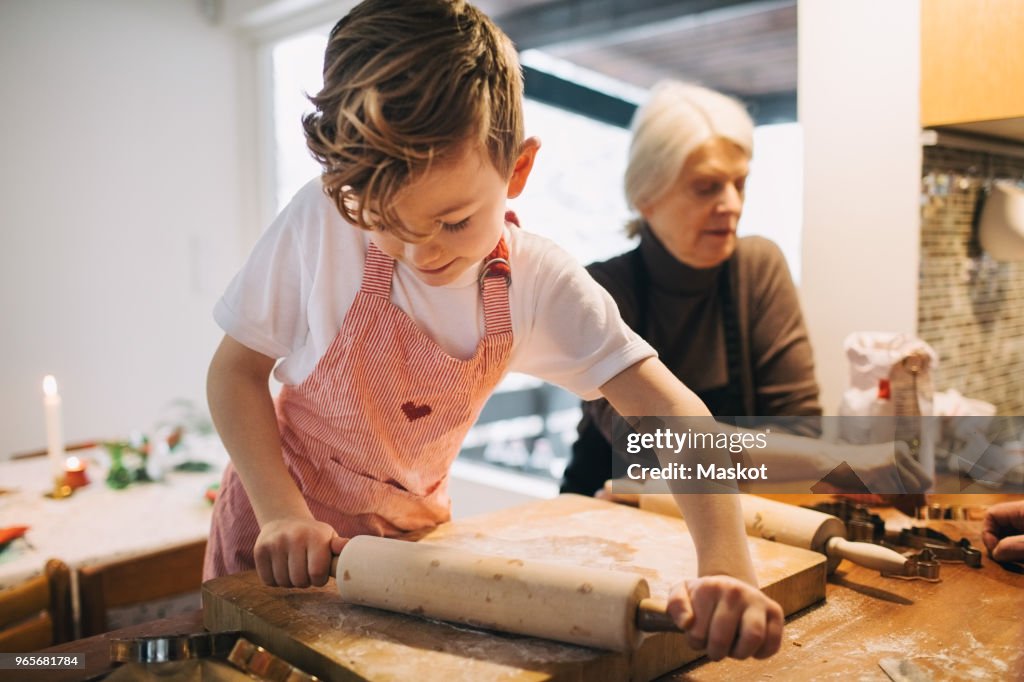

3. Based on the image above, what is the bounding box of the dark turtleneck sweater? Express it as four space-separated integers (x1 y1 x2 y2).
562 225 823 495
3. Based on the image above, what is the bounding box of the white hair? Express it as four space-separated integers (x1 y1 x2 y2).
624 81 754 234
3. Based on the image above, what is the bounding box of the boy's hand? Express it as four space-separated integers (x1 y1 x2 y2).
254 517 348 587
667 576 784 661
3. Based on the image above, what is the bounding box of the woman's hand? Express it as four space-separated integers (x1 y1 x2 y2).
823 440 932 493
982 501 1024 562
667 575 784 660
254 517 348 587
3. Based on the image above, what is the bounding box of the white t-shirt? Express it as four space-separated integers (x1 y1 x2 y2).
215 179 654 400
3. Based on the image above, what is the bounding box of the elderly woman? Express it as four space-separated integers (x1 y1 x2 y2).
562 81 823 495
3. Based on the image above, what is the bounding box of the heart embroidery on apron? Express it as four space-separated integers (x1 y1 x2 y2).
401 401 433 421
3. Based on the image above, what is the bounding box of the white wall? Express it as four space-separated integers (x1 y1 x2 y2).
0 1 247 456
798 0 922 415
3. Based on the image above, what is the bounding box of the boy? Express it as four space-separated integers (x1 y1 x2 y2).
206 0 782 661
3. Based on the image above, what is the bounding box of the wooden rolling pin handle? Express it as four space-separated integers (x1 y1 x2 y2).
635 597 685 633
825 537 907 573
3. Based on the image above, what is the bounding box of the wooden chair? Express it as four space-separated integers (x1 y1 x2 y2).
0 559 73 652
78 539 207 637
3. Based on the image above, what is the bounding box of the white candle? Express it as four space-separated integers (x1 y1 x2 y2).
42 375 65 479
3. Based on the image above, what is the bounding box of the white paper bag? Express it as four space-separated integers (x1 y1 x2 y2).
838 332 940 481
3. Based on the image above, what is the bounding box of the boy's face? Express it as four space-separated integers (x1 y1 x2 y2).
370 140 538 287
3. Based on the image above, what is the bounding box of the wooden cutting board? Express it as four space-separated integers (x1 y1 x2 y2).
203 494 826 681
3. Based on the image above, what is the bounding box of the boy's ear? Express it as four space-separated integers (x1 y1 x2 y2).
506 137 541 199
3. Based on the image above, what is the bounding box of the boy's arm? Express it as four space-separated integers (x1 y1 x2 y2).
599 357 783 660
598 356 756 583
208 335 340 587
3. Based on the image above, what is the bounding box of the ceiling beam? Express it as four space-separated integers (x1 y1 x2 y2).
523 64 638 128
496 0 794 52
524 64 796 128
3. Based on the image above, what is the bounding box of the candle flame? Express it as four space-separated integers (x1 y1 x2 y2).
43 375 58 396
66 455 81 469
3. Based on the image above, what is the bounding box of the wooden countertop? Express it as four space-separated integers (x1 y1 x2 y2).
35 494 1024 681
662 494 1024 681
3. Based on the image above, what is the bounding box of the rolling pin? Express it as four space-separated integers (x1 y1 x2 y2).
332 535 681 652
637 493 907 575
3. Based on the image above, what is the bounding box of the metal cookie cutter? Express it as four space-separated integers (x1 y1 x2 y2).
916 503 987 521
805 500 885 542
896 527 983 568
227 637 320 682
110 631 241 663
882 548 941 582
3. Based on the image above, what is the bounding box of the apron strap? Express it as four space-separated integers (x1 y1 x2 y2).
479 212 517 336
479 211 516 285
480 237 512 336
362 242 396 298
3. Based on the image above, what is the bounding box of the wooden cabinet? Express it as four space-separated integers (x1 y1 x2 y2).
921 0 1024 127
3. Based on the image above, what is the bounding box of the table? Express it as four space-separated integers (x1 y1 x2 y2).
0 443 225 637
34 493 1024 681
0 446 223 590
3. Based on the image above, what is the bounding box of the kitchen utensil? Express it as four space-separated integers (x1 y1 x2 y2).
334 535 674 652
638 493 908 574
110 631 240 663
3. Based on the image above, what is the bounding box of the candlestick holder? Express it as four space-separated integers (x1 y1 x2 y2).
45 476 74 500
63 456 90 489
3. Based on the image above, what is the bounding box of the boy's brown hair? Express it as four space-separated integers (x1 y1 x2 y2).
303 0 524 241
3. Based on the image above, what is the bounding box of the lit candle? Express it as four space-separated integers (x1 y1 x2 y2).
63 455 89 489
42 375 65 479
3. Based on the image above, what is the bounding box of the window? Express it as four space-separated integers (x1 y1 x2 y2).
270 30 329 213
512 99 635 262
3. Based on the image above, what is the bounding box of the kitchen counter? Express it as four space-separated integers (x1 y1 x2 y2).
30 494 1024 682
666 493 1024 681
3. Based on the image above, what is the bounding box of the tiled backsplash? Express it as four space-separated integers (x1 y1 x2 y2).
919 146 1024 414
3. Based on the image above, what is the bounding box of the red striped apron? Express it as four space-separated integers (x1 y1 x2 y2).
204 229 514 578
